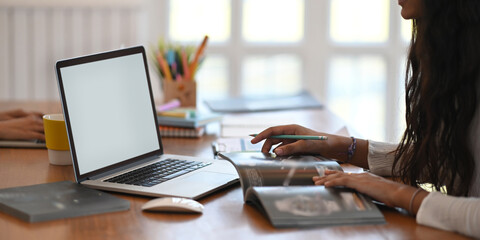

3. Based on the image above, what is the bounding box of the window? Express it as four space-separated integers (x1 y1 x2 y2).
327 55 386 141
169 0 231 43
242 55 302 97
196 55 229 100
243 0 304 43
158 0 410 142
330 0 389 43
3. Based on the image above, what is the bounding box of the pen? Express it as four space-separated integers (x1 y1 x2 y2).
190 35 209 77
249 134 328 140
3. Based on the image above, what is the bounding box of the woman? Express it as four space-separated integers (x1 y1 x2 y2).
0 109 45 140
252 0 480 238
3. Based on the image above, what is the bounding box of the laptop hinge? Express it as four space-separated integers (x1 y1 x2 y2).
87 154 161 180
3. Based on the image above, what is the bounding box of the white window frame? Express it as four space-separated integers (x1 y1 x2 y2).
146 0 410 142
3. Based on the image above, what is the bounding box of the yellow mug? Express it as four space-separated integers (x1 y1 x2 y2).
43 114 72 165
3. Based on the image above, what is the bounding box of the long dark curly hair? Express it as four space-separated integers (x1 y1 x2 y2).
393 0 480 196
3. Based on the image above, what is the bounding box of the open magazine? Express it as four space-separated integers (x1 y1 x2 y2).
219 152 385 228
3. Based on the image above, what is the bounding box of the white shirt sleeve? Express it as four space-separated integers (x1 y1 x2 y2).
417 192 480 239
367 140 398 176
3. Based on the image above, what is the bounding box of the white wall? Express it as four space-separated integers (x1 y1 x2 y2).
0 0 164 101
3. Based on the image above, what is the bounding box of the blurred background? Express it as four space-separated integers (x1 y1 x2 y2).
0 0 411 143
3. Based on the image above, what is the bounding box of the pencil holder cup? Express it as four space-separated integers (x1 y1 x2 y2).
163 81 197 107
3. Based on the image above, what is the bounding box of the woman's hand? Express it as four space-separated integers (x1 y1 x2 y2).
313 169 428 214
251 125 365 167
0 115 45 140
251 124 325 155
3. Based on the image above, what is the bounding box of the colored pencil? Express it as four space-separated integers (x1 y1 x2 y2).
181 50 191 81
189 35 209 78
156 52 173 81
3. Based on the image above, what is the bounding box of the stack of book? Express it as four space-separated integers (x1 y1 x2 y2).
158 126 205 138
156 108 222 138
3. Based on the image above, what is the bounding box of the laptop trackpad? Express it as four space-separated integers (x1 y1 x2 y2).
180 171 236 193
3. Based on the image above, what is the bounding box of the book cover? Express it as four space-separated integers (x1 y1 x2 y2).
159 126 205 138
246 186 385 228
157 111 222 128
219 152 385 228
205 91 322 113
0 181 130 222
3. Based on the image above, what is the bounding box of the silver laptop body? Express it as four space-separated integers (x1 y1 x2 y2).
55 46 238 200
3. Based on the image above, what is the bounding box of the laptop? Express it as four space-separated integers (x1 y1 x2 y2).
55 46 238 200
0 140 46 148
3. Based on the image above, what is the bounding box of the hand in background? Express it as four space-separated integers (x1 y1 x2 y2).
0 111 45 141
0 109 43 121
251 124 353 158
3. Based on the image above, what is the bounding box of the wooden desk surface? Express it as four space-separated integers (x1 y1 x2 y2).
0 102 470 240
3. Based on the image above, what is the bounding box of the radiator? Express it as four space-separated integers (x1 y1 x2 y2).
0 5 143 100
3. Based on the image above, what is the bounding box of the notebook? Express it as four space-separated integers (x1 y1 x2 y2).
204 92 322 113
157 111 222 128
0 181 129 222
55 46 238 200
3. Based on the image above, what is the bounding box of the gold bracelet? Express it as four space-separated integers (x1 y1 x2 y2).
409 188 423 215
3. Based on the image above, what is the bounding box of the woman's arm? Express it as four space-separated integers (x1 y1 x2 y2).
313 170 480 239
251 124 370 169
367 140 399 176
417 192 480 238
313 170 428 213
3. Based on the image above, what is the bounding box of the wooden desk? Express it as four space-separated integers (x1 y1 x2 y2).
0 102 469 240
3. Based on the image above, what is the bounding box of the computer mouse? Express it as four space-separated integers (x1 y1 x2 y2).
141 197 204 214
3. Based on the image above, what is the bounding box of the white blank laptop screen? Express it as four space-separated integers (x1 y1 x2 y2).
60 53 160 175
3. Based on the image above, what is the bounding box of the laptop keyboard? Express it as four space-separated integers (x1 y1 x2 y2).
104 158 211 187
